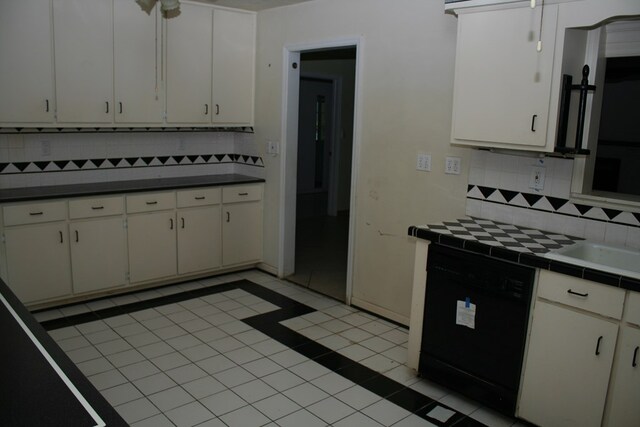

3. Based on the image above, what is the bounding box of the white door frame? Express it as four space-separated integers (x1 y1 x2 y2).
278 38 363 305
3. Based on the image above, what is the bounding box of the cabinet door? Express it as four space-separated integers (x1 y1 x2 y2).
127 211 177 283
0 0 55 123
212 9 255 125
452 5 558 149
4 223 71 304
53 0 113 123
70 217 127 294
604 325 640 427
519 300 618 427
113 0 163 123
177 206 221 275
222 202 262 266
165 2 212 124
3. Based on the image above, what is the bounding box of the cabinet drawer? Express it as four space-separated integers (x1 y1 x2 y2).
126 192 175 213
538 270 625 320
222 184 262 203
626 291 640 327
177 187 221 208
69 196 124 219
3 201 67 226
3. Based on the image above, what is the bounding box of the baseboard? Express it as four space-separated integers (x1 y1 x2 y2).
350 297 409 327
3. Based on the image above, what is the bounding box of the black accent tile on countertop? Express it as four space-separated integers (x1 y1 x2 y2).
583 269 621 287
621 276 640 292
519 253 551 270
549 260 585 279
0 173 265 203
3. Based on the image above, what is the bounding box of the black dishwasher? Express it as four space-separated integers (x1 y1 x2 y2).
419 243 535 416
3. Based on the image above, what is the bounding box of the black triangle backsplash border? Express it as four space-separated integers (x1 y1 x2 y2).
0 153 264 175
467 185 640 229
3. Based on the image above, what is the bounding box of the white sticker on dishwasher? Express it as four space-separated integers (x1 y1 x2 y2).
456 299 476 329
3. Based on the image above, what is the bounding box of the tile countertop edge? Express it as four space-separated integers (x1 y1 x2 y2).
0 277 127 426
0 174 265 203
408 222 640 293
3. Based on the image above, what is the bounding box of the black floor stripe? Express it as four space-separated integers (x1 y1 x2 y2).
40 279 490 427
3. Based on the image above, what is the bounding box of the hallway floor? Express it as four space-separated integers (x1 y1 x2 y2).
34 270 524 427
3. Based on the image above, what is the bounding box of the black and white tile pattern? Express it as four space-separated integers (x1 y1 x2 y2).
34 271 516 427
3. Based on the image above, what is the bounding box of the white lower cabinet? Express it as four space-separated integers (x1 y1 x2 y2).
127 211 177 284
222 185 263 266
4 223 71 304
178 206 222 275
70 217 127 294
518 300 618 427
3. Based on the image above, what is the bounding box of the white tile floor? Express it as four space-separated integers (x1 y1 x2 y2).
35 270 525 427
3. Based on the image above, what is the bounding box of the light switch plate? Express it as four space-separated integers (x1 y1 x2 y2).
417 153 431 171
266 140 279 156
529 166 546 190
445 157 461 175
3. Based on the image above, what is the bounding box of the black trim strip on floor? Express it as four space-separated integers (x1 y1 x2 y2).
40 279 489 427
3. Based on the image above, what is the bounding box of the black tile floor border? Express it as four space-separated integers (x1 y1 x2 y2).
40 279 491 427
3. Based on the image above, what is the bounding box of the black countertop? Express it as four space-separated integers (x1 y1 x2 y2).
0 174 265 203
409 217 640 293
0 278 127 426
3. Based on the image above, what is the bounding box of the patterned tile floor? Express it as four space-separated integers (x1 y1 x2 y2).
33 270 527 427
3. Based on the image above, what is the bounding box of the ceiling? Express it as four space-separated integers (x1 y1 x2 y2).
194 0 315 11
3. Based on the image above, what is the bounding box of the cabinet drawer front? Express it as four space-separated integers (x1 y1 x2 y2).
126 192 176 213
222 184 262 203
3 201 67 226
69 196 124 219
177 187 221 208
538 270 626 319
626 291 640 326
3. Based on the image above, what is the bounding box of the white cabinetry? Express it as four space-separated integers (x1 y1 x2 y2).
165 2 213 124
69 196 127 294
53 0 113 123
113 0 163 124
2 201 71 304
603 292 640 427
519 270 626 427
126 192 177 283
222 185 263 266
0 0 55 123
212 9 255 125
451 4 558 150
177 188 222 275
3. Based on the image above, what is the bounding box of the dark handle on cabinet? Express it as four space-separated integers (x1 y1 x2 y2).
567 289 589 298
195 196 205 200
181 217 185 229
226 212 230 223
633 346 639 368
205 104 209 115
119 102 123 114
91 206 104 210
29 212 44 216
45 99 49 112
106 101 109 114
595 336 603 356
216 104 220 115
75 230 79 243
238 192 249 196
146 201 158 205
59 231 63 244
531 114 537 132
170 218 174 230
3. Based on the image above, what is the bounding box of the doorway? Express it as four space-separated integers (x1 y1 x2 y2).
283 46 357 302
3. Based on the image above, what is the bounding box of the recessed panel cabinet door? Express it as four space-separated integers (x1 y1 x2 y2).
127 211 177 283
212 9 255 125
222 202 262 266
165 2 213 124
0 0 55 123
604 325 640 427
177 206 222 275
452 5 558 148
114 0 163 123
4 223 71 304
70 217 127 294
53 0 113 123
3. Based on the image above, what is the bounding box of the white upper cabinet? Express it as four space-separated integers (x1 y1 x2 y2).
53 0 114 123
212 9 256 125
451 4 559 150
0 0 55 123
165 2 213 124
114 0 163 123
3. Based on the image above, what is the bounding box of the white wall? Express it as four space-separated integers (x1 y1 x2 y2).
254 0 468 323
